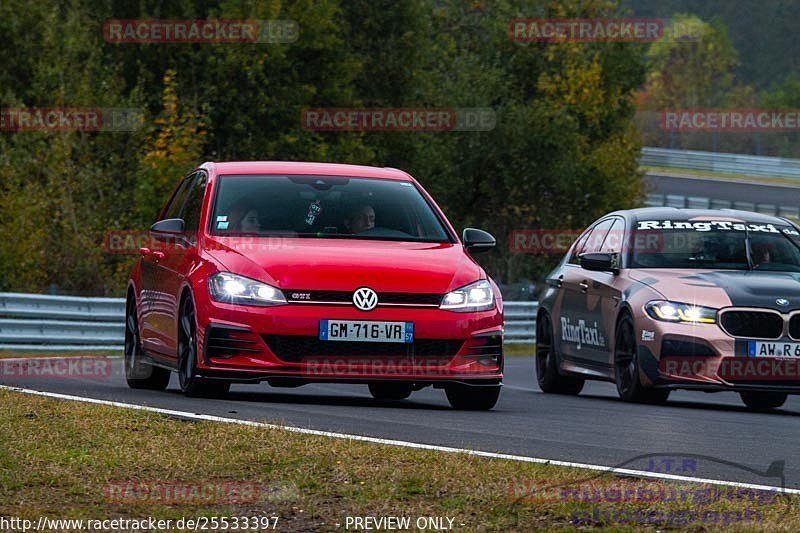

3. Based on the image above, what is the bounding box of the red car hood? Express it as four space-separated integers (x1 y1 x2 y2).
204 237 484 293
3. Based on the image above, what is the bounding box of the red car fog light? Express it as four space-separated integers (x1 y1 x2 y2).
204 326 264 360
460 334 503 368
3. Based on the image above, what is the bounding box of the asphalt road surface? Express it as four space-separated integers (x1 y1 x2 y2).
645 173 800 209
3 356 800 489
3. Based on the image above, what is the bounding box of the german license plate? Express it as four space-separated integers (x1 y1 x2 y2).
319 320 414 343
748 340 800 358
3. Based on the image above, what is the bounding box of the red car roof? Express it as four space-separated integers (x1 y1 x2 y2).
200 161 414 181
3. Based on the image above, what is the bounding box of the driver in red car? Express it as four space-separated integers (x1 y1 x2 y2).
344 204 375 234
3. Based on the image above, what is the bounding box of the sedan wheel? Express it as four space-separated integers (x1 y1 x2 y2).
614 313 669 404
178 297 230 398
445 384 500 410
535 312 584 395
124 295 170 390
740 391 787 410
368 382 413 400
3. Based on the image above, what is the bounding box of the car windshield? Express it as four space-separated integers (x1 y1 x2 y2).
210 174 452 243
629 220 800 271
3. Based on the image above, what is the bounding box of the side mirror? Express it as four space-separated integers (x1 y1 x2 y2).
462 228 496 254
150 218 186 245
579 252 620 274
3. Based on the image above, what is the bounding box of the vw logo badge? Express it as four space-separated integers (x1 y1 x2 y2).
776 298 790 307
353 287 379 311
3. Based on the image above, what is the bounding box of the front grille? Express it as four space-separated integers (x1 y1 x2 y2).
790 315 800 340
262 335 462 362
661 338 716 358
284 290 441 306
206 326 262 359
719 311 783 339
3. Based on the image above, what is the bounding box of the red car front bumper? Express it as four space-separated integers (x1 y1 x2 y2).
193 299 504 384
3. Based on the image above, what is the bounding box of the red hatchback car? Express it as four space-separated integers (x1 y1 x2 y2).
125 162 504 409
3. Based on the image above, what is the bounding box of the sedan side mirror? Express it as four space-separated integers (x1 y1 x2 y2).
150 218 186 245
579 252 620 274
462 228 496 254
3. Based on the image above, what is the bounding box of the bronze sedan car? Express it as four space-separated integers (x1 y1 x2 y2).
537 207 800 410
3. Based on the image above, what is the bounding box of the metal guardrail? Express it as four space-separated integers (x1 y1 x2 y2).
644 193 800 220
641 147 800 179
503 301 537 344
0 293 537 351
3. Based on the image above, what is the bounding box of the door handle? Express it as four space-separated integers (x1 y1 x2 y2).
548 275 564 289
152 251 165 261
139 247 151 257
579 281 589 293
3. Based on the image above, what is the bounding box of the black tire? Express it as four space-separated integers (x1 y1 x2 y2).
124 294 170 390
445 384 501 410
535 312 584 395
177 297 230 398
368 382 413 400
740 391 787 410
614 313 670 404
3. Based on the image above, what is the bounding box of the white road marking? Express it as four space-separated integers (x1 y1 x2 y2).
2 384 798 494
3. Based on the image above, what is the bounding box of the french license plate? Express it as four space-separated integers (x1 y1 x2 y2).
748 340 800 358
319 320 414 343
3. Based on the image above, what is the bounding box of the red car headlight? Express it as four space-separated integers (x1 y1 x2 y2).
440 280 495 312
208 272 287 306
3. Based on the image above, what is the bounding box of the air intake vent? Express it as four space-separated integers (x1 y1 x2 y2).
206 326 262 359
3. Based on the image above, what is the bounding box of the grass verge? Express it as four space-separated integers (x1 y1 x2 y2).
1 389 798 531
504 344 534 357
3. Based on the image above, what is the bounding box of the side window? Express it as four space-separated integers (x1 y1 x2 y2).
568 228 593 265
161 176 192 221
599 218 624 253
180 172 208 233
583 218 615 254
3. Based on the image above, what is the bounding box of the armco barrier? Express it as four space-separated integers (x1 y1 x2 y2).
0 292 125 351
644 193 800 220
0 293 537 351
503 301 537 344
640 147 800 179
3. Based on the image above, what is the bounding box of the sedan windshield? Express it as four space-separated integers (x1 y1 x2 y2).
210 175 452 243
629 220 800 271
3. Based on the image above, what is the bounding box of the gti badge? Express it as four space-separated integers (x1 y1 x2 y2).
776 298 790 307
353 287 379 311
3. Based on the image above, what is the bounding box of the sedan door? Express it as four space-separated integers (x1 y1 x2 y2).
557 218 615 367
149 171 208 360
576 217 626 370
139 175 192 355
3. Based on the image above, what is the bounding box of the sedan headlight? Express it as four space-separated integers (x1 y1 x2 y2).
440 280 495 312
645 300 717 324
208 272 286 306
